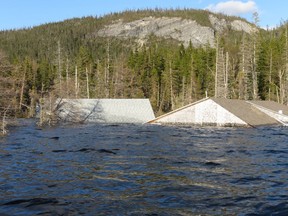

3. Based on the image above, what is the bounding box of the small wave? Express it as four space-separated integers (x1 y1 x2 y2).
3 198 58 207
263 149 288 154
231 176 263 184
204 161 221 166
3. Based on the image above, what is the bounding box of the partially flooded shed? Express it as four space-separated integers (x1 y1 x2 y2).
148 98 288 127
56 99 155 124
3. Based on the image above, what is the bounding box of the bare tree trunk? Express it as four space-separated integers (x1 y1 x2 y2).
113 59 120 98
19 69 26 110
190 74 194 101
224 51 229 98
38 84 45 126
285 25 288 104
1 106 10 136
66 57 69 97
104 60 107 97
169 61 174 110
57 40 62 94
269 51 273 101
252 42 258 100
75 65 78 98
95 59 100 98
276 85 279 103
279 69 285 104
215 35 227 99
86 67 90 99
182 76 185 106
215 35 219 98
190 56 194 102
157 82 160 109
105 39 110 98
242 44 247 100
28 89 36 117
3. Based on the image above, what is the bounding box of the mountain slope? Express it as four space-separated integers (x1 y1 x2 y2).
96 14 257 47
2 9 286 120
0 9 257 60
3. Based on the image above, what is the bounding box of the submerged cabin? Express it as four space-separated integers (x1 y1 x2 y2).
148 98 288 127
56 99 155 124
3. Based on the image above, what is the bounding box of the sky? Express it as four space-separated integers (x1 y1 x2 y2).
0 0 287 31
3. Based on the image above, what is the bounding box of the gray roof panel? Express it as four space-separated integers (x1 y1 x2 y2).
57 99 155 124
212 98 280 126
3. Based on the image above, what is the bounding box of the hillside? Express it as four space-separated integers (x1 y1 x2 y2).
0 9 287 121
97 13 256 47
0 9 256 59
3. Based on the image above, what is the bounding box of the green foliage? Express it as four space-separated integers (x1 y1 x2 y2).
36 59 55 91
0 9 287 117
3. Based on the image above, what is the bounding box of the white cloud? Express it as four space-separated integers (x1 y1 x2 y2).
206 0 258 16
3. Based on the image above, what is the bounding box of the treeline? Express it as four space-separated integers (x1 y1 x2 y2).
0 9 288 120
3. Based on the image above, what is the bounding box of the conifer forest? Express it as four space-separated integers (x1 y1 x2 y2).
0 9 288 120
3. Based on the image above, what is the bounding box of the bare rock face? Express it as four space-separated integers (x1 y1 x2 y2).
209 14 257 34
230 20 257 34
97 15 257 47
97 17 215 47
209 14 228 32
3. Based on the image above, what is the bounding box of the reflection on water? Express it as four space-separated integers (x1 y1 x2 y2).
0 119 288 215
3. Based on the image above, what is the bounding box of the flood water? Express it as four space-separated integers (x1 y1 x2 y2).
0 119 287 215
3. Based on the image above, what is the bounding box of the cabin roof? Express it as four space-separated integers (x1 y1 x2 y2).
149 98 287 127
211 98 279 127
249 100 288 116
57 98 155 123
148 97 208 123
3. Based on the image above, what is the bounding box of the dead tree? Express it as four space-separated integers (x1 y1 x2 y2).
1 105 12 136
214 35 229 98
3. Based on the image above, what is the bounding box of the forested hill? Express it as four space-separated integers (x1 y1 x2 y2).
0 9 287 119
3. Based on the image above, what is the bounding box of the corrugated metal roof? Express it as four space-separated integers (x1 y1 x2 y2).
57 99 155 124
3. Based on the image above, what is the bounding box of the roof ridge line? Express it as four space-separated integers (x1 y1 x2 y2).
147 97 210 123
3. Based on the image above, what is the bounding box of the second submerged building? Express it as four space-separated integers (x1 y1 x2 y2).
148 98 288 127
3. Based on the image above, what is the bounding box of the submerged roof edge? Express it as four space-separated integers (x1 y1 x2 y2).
56 98 155 124
147 97 210 123
247 101 288 126
148 97 288 127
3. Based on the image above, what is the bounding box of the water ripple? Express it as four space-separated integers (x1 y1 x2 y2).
0 121 287 215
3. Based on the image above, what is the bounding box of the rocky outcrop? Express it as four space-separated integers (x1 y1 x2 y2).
97 15 257 47
208 14 257 34
97 17 215 47
208 15 228 32
230 20 257 33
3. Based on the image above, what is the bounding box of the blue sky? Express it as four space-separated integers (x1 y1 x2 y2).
0 0 287 30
